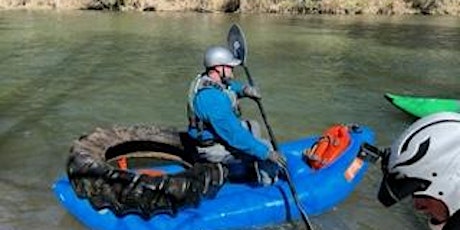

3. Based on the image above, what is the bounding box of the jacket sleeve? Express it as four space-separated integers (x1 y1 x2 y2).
226 80 246 98
194 88 270 160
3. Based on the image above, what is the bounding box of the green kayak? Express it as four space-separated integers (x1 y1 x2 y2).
384 93 460 118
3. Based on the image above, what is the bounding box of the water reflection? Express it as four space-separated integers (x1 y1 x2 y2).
0 11 459 230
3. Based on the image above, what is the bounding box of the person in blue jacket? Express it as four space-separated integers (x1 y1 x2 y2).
187 45 286 186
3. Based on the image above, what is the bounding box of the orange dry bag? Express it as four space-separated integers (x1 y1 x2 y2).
116 156 165 177
303 124 351 170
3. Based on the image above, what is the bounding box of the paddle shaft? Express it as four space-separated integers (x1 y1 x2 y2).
242 65 278 150
242 64 313 230
228 23 313 229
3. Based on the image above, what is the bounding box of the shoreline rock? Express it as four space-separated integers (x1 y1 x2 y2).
0 0 459 16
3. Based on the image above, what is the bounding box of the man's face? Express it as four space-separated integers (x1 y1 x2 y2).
217 65 234 80
413 195 449 224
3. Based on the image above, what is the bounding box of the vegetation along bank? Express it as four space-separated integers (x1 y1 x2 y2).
1 0 459 16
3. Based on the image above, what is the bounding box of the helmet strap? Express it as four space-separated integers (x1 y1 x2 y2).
220 66 230 85
207 66 231 86
209 66 229 85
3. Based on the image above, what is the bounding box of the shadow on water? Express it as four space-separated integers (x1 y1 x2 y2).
346 22 460 51
0 40 102 147
0 29 199 145
283 16 460 51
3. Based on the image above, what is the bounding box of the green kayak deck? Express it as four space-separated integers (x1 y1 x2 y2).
384 93 460 118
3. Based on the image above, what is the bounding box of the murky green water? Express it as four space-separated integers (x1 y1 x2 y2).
1 11 459 230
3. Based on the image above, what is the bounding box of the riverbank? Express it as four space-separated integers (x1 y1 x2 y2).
0 0 459 16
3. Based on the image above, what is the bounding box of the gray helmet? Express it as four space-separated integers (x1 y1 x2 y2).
378 112 460 218
203 46 241 68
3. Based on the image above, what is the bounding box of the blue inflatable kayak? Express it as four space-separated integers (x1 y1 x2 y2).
53 124 375 230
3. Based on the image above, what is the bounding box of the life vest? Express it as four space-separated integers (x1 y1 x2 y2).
187 74 240 144
303 124 351 170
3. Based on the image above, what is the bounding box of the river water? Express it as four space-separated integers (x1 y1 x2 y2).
0 10 459 230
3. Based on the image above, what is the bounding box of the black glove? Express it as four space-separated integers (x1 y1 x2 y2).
243 85 261 100
268 150 287 169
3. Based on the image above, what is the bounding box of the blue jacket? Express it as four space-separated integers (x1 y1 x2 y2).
188 78 270 160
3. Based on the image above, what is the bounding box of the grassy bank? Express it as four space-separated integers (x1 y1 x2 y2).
1 0 459 16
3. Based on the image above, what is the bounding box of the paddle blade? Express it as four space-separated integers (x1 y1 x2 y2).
227 23 247 64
